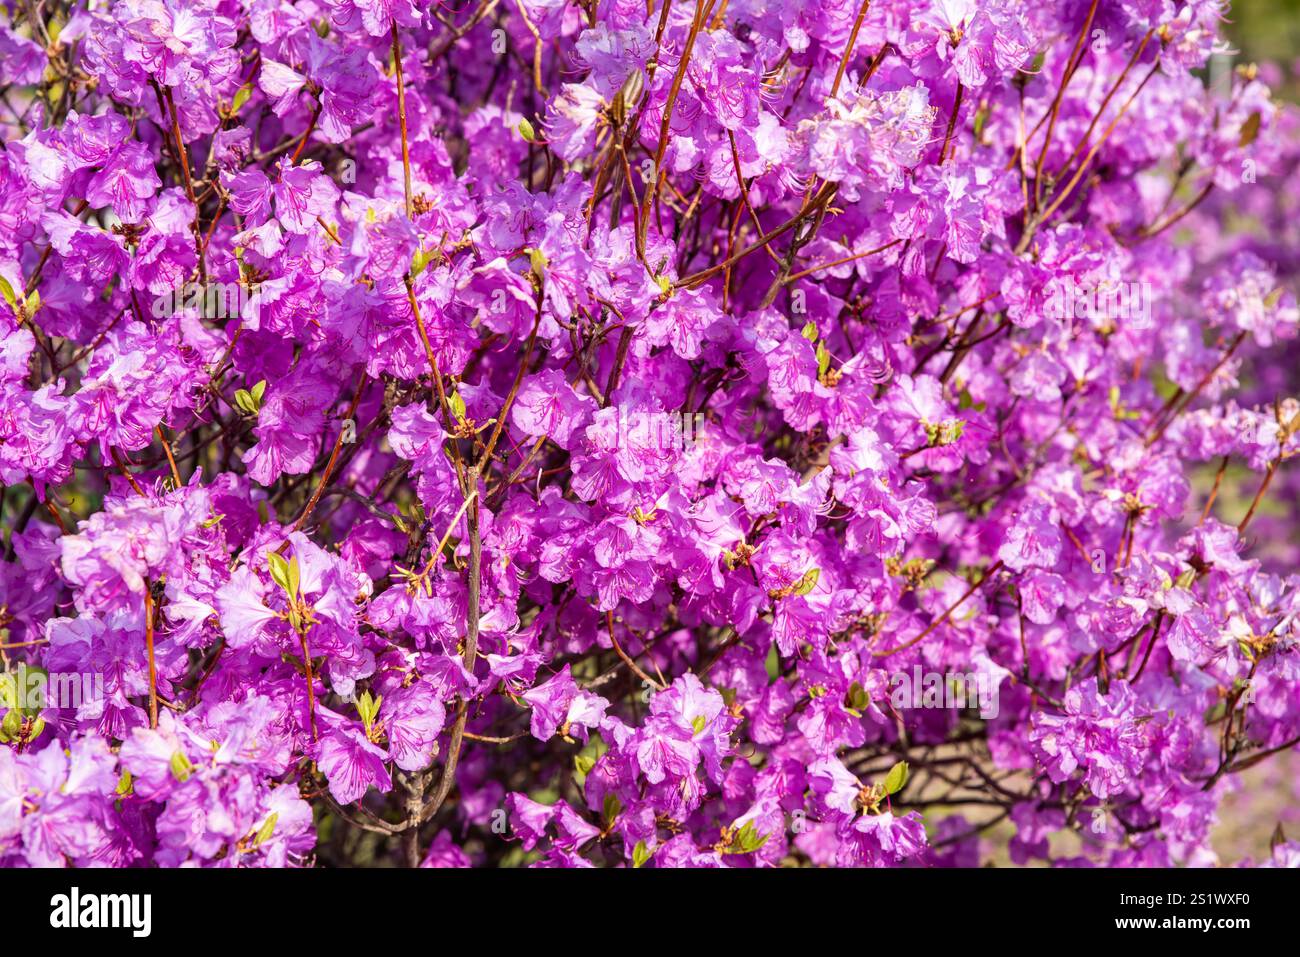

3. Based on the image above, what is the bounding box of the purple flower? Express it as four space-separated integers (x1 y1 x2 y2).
316 727 392 805
85 143 160 223
510 369 598 450
1030 679 1148 800
382 681 446 772
4 0 1300 873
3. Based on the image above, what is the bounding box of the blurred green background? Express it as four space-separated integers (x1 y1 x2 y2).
1210 0 1300 865
1228 0 1300 99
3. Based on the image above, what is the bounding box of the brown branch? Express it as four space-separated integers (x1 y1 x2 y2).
288 373 370 534
873 561 1004 658
830 0 873 98
393 24 413 218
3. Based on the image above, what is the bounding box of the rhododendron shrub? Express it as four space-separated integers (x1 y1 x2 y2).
1 0 1298 869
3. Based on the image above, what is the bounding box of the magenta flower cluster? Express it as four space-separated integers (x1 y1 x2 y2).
2 0 1299 869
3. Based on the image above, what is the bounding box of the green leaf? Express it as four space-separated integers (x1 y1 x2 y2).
356 691 381 733
793 567 820 596
883 760 909 796
926 418 965 446
253 812 278 847
411 246 436 278
956 388 986 412
116 770 134 797
235 381 267 416
450 390 467 421
602 793 622 826
517 118 536 142
573 734 607 788
0 710 20 743
0 674 16 711
816 342 831 377
267 552 294 597
528 247 549 280
231 83 254 115
691 714 708 735
632 840 653 868
16 665 46 717
739 822 769 853
0 276 16 311
723 820 770 855
234 389 258 416
764 643 780 681
169 751 195 783
24 290 39 316
800 321 819 341
846 681 871 713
